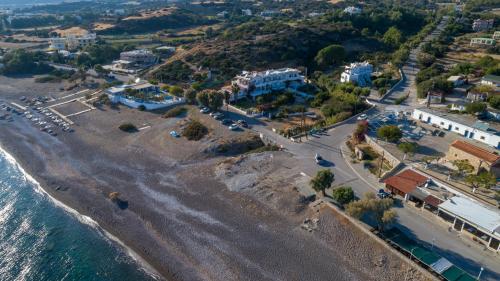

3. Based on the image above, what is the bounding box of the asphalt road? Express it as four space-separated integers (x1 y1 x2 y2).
229 16 500 281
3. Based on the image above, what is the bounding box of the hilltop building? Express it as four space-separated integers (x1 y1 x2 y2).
231 68 305 101
343 6 362 15
49 33 96 51
340 62 373 86
472 19 494 32
481 74 500 87
119 49 158 66
470 37 496 47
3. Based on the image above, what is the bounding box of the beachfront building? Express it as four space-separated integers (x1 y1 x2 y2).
230 68 305 101
120 49 158 66
437 196 500 252
412 107 500 149
106 81 183 110
444 140 500 177
481 74 500 87
340 62 373 86
472 19 494 32
344 6 362 15
470 37 496 47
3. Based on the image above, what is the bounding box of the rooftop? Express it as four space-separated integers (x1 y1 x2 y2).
450 140 500 164
414 107 500 134
482 74 500 84
439 196 500 236
383 169 429 194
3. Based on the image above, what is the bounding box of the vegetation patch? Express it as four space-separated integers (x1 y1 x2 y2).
119 123 138 132
182 119 208 141
163 107 187 118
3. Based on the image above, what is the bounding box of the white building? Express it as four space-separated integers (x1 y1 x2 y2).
447 75 465 87
231 68 305 101
493 31 500 40
241 9 252 16
120 49 158 66
472 19 494 32
49 33 96 51
340 61 373 86
343 6 362 15
412 107 500 149
438 196 500 252
481 75 500 87
106 82 183 110
470 37 496 46
260 10 279 17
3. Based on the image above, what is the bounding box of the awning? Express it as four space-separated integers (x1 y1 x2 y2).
424 195 443 208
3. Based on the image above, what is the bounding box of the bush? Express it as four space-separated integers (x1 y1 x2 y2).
119 123 137 132
377 125 402 143
465 102 486 114
332 186 355 205
137 105 146 111
182 120 208 140
163 107 187 118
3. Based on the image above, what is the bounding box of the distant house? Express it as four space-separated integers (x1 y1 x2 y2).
231 68 305 101
481 75 500 87
412 107 500 149
340 62 373 86
241 9 252 16
470 37 496 47
493 31 500 40
260 10 279 17
472 19 494 32
48 32 96 51
447 75 465 87
343 6 361 15
120 49 158 67
445 140 500 177
217 11 228 18
466 91 488 102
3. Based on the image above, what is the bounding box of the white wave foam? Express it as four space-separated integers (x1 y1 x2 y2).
0 146 162 281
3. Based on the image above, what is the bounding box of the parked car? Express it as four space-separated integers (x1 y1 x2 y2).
236 120 248 128
200 107 210 114
377 189 392 199
170 131 180 138
228 123 239 131
221 119 233 126
213 113 224 120
357 114 368 121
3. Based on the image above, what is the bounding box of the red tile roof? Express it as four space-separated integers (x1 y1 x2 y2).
383 170 429 194
424 195 443 208
450 140 500 164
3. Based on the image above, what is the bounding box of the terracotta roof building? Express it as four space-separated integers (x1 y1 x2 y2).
445 140 500 177
384 170 429 196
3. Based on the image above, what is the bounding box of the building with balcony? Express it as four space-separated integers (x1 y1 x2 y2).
106 81 183 110
231 68 305 101
472 19 494 32
340 61 373 86
119 49 158 66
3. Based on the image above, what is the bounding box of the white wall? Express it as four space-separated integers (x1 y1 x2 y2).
412 109 500 149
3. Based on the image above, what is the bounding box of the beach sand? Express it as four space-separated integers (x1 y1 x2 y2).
0 84 432 281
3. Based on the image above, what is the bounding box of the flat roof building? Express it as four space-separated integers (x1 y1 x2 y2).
120 49 158 66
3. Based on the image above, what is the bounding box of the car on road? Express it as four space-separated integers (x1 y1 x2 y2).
357 114 368 121
170 130 180 138
212 112 223 119
228 123 239 131
236 120 248 128
221 119 233 126
315 153 324 165
200 107 210 114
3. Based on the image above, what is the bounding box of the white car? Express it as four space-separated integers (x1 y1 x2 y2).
200 107 210 114
357 114 368 121
228 123 239 131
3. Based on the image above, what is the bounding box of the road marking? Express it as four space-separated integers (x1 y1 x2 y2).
66 109 92 117
138 126 151 131
48 108 74 125
59 89 90 100
10 102 26 111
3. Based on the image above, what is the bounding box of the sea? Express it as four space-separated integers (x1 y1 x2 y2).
0 147 158 281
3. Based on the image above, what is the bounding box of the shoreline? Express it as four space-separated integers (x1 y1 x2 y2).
0 145 163 281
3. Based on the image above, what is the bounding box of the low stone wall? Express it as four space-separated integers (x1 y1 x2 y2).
365 135 402 172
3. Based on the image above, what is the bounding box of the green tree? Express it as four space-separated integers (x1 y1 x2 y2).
488 95 500 110
377 125 402 143
169 85 184 97
452 159 474 177
332 186 355 205
207 90 224 110
465 102 487 114
352 121 368 144
382 26 403 48
184 88 197 104
346 192 397 231
196 90 210 107
465 172 496 192
398 142 418 157
310 169 334 197
314 44 346 67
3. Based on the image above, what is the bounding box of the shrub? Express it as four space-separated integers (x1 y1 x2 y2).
119 123 137 132
182 120 208 140
332 186 355 205
377 125 402 143
163 107 187 118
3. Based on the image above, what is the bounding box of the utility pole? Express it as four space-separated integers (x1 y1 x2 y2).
378 150 385 178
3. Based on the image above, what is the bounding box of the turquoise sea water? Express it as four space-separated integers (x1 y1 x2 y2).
0 148 157 281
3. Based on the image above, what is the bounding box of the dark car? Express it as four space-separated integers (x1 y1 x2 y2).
377 189 392 199
221 119 233 125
